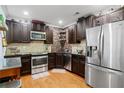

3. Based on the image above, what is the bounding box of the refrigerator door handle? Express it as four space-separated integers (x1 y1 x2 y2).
98 27 102 61
101 28 104 63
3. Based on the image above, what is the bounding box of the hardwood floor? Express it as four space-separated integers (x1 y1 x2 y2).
21 70 90 88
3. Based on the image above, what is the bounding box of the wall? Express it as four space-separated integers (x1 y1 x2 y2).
51 27 62 52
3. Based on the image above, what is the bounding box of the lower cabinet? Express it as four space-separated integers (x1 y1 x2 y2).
56 53 64 68
48 53 56 70
48 53 85 77
21 55 31 76
72 54 85 77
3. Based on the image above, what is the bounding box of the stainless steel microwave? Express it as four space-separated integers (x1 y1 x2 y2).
30 31 46 40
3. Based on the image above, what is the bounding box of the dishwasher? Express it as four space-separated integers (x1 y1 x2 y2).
63 53 72 71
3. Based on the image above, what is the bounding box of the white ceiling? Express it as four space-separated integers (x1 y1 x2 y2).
2 5 121 27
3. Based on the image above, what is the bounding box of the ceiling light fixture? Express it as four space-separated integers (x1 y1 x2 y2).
58 20 63 25
23 11 29 15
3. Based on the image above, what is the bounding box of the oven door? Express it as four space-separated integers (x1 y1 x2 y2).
31 56 48 69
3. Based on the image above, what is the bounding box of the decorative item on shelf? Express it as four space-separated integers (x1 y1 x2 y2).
59 31 66 48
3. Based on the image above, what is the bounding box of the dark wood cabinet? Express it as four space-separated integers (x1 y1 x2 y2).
6 20 31 43
68 25 77 44
13 21 22 43
85 15 95 28
21 55 31 75
68 16 95 44
72 54 85 77
56 53 64 68
32 20 45 31
44 26 53 44
21 23 31 43
72 55 79 74
48 53 56 70
77 17 86 40
6 20 14 43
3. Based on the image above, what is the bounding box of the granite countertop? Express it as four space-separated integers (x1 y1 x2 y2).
4 52 49 57
72 53 85 56
0 57 21 71
4 52 85 57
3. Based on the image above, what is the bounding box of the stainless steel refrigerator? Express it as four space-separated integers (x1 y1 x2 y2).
85 20 124 88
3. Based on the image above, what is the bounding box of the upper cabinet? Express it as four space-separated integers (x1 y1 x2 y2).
85 15 95 28
44 26 53 44
6 20 14 43
68 24 77 44
32 20 45 31
6 20 31 43
77 17 86 41
68 15 95 44
21 23 31 43
13 21 22 43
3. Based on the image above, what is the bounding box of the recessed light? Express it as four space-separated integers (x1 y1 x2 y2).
58 20 63 25
24 11 29 15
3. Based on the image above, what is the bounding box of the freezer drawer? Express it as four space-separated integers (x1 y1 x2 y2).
85 63 124 88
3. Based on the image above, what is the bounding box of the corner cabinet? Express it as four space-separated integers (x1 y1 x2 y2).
44 26 53 44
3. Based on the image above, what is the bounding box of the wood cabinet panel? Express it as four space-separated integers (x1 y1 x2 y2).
6 20 31 43
78 61 85 77
72 57 79 74
21 23 31 43
72 54 85 77
56 54 64 68
85 15 95 28
77 18 86 40
44 26 53 44
6 20 14 43
32 20 45 31
21 55 31 75
68 25 77 44
13 21 22 43
48 53 56 70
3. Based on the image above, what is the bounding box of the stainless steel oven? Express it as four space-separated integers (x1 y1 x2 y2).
31 55 48 74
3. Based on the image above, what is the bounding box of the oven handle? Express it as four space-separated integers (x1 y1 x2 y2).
31 56 48 59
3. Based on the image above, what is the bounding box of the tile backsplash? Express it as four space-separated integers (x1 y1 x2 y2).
6 41 51 55
71 40 86 55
